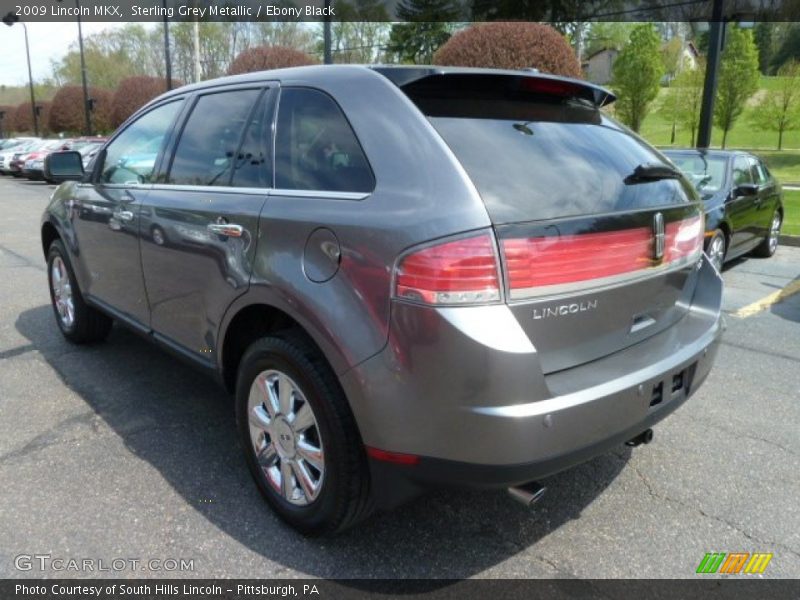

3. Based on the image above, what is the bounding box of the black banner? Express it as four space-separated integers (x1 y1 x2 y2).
1 0 800 23
3 580 800 600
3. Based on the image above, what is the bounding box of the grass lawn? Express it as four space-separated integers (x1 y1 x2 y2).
782 190 800 236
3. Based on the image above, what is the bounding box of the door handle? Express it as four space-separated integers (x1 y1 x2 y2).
117 210 135 222
207 223 244 238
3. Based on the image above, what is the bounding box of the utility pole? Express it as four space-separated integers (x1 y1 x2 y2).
323 0 332 65
77 3 92 136
193 18 201 83
163 0 172 90
2 13 38 136
697 0 725 148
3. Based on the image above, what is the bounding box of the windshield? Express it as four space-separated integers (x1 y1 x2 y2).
665 153 727 195
428 105 695 223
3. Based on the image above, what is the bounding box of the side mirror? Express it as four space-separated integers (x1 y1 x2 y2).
44 151 85 183
734 183 759 197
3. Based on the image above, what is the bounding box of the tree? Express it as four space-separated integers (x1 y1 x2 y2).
612 24 664 132
755 22 774 74
433 22 582 78
111 76 180 128
584 22 635 56
715 26 760 148
662 60 706 146
48 86 113 135
750 61 800 149
227 46 317 76
771 24 800 72
12 101 51 135
661 36 683 80
0 104 14 137
387 0 462 64
316 0 391 64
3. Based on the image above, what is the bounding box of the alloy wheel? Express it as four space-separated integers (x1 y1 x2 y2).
247 369 325 506
51 256 75 328
769 213 781 254
707 234 725 272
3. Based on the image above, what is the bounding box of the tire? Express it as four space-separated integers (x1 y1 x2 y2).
706 229 726 272
753 210 782 258
235 331 372 535
46 239 113 344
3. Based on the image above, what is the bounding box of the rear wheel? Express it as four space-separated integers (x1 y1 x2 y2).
235 331 372 535
47 239 112 343
753 210 781 258
706 229 726 272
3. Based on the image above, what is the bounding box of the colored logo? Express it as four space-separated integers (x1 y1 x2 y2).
696 552 773 574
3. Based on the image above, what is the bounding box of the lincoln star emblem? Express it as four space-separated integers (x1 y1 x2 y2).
653 212 665 260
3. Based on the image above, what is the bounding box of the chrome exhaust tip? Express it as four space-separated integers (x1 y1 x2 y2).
507 481 547 507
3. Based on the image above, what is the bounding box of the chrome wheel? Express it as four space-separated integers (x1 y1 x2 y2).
50 256 75 328
707 233 725 272
247 369 324 506
768 213 781 254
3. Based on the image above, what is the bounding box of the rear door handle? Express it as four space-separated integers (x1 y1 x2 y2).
207 223 244 237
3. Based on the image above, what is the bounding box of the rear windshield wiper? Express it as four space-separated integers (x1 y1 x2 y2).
624 163 682 185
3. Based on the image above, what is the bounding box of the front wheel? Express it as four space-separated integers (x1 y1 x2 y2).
235 332 372 535
706 229 726 272
753 210 782 258
47 239 112 343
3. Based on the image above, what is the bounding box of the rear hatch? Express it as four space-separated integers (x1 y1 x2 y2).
389 70 704 374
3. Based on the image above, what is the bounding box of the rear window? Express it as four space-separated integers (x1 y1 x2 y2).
407 78 695 224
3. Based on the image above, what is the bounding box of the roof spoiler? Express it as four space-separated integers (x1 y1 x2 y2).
371 66 616 108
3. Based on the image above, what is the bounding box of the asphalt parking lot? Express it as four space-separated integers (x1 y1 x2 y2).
0 175 798 579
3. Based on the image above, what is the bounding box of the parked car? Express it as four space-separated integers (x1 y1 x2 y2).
41 66 724 534
663 149 783 271
0 138 40 174
22 139 72 181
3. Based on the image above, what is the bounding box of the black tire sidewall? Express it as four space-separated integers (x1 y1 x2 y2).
235 337 349 535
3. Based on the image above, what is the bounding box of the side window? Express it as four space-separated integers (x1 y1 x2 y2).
100 100 182 184
168 89 261 186
732 157 753 186
275 87 374 193
752 159 769 184
231 95 272 188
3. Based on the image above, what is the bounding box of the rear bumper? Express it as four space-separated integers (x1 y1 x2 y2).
341 255 723 504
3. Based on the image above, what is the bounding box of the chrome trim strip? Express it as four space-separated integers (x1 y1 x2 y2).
270 188 370 201
507 251 702 302
148 184 269 195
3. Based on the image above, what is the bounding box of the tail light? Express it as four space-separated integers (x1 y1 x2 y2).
502 214 704 295
393 231 501 305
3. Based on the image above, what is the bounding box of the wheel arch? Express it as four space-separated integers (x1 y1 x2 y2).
218 300 347 395
41 220 61 259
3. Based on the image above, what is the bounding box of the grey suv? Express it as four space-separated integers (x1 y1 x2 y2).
41 65 723 534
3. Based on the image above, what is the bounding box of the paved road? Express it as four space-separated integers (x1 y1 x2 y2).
1 176 798 579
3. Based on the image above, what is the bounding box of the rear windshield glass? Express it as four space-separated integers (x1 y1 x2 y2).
666 153 727 195
412 83 695 224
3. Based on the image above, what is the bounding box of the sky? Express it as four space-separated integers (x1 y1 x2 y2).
0 22 132 87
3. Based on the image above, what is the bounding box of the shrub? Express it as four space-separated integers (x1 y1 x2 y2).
13 101 52 135
49 86 114 135
227 45 317 75
433 22 582 78
0 105 14 135
111 76 180 128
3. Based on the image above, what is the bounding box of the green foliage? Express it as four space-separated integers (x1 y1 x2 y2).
612 24 664 132
387 0 461 64
661 37 683 78
771 24 800 72
315 0 391 64
585 22 635 56
714 27 760 148
750 62 800 150
754 22 774 74
661 60 706 146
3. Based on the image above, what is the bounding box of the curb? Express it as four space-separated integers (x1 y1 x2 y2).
779 234 800 247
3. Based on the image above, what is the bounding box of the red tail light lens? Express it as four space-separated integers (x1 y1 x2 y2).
502 215 704 294
394 232 501 305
